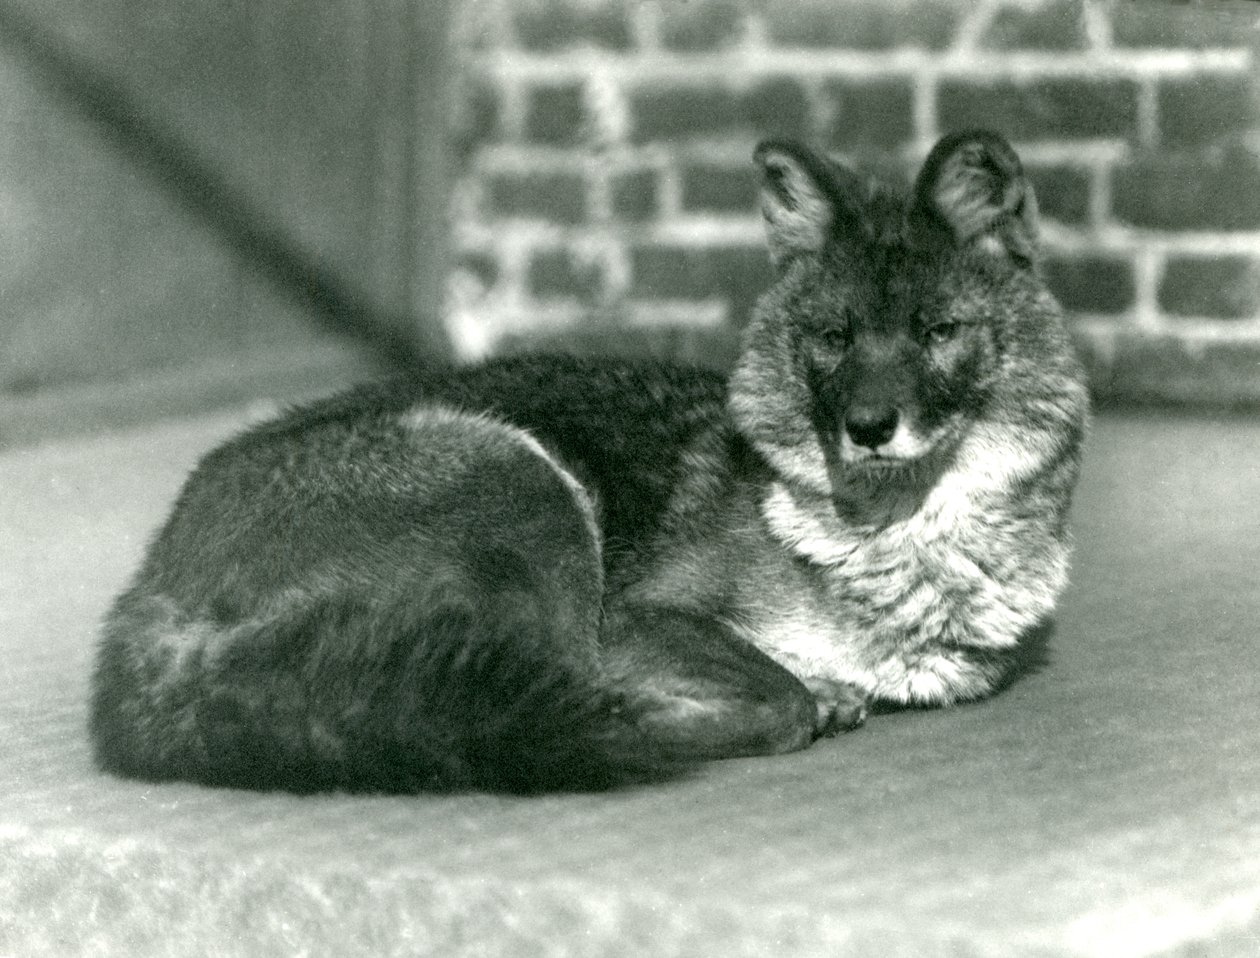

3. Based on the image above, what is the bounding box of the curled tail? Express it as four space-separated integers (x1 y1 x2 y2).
396 605 690 793
90 589 690 795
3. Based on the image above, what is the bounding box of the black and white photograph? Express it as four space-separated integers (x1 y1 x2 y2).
2 0 1258 954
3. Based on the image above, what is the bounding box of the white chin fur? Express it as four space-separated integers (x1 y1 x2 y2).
838 420 937 466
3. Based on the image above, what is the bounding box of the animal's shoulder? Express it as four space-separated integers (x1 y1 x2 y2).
218 355 739 559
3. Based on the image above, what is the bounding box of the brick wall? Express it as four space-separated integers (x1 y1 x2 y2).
448 0 1260 406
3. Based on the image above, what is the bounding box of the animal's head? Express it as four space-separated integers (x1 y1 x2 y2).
730 130 1085 507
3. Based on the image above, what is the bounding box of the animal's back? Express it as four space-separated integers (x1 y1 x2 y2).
90 358 727 792
245 354 732 565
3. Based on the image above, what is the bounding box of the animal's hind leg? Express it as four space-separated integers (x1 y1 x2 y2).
599 605 867 761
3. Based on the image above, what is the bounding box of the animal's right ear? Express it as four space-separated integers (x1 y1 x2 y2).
754 141 837 267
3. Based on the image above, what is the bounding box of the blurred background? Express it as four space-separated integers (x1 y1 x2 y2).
1 0 1257 445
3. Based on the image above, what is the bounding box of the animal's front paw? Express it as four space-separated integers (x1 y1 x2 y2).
801 677 868 738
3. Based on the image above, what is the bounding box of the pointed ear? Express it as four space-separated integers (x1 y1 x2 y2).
910 130 1039 263
754 141 838 267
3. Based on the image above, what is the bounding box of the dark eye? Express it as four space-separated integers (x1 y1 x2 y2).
925 321 961 345
819 326 849 352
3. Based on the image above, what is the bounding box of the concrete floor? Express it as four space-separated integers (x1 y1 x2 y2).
2 408 1259 957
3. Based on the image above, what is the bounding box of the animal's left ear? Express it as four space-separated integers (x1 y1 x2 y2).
909 130 1039 264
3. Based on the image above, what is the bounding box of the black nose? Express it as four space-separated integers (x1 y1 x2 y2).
844 406 898 449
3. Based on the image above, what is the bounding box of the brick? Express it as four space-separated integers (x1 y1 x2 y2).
631 244 774 326
632 244 766 297
821 78 915 150
486 171 587 223
743 77 813 141
528 247 606 299
610 168 659 222
1157 74 1257 147
1043 255 1135 314
630 86 741 142
681 162 758 213
1081 330 1260 407
980 0 1087 51
1111 2 1256 49
1159 256 1260 320
659 0 745 50
524 83 587 145
513 0 631 51
1025 164 1091 226
938 78 1139 141
629 80 810 143
762 0 959 51
1112 147 1260 231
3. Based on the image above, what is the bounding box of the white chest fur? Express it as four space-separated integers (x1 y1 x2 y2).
738 461 1067 705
